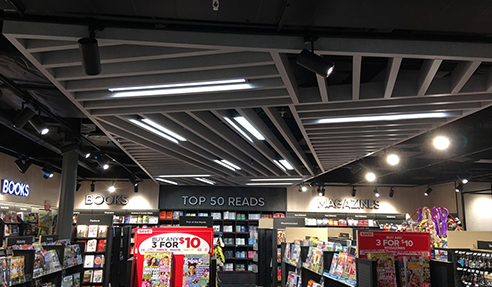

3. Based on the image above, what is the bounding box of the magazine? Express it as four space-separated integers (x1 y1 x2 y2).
182 254 210 287
142 251 173 287
0 257 11 287
61 275 73 287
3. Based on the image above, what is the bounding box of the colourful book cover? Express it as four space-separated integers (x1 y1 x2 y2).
182 254 210 287
97 225 108 238
76 225 88 238
97 239 107 252
94 255 104 268
86 239 97 252
93 270 103 283
83 270 93 283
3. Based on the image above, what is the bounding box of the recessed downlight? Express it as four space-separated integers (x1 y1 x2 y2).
386 154 400 166
365 172 376 182
433 136 450 150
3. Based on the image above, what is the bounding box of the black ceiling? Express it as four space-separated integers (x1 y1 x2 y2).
0 0 492 186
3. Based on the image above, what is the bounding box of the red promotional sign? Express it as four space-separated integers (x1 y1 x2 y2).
134 227 213 287
357 230 431 258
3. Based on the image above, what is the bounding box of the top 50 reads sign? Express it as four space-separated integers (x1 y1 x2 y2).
1 179 30 197
159 186 286 211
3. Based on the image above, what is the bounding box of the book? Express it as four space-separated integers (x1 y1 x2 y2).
88 225 98 238
97 239 107 252
73 273 80 287
97 225 108 238
83 270 93 283
84 255 94 268
182 254 210 287
86 239 97 252
47 250 61 271
62 275 73 287
76 225 88 238
93 270 103 283
10 256 24 280
0 257 11 287
159 211 167 220
94 255 104 268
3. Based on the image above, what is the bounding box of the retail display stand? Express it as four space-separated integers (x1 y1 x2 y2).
133 227 214 287
75 214 113 287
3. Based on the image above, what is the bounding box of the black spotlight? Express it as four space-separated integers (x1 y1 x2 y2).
95 154 109 170
79 30 101 76
129 175 139 187
76 182 82 192
90 181 95 192
134 184 139 193
373 187 380 198
424 187 433 196
14 158 31 174
351 186 356 197
11 108 35 129
297 49 335 78
41 166 54 179
29 115 49 135
389 187 395 198
317 186 326 197
455 182 464 193
298 184 308 193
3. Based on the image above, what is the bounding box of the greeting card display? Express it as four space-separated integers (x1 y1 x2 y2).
182 254 210 287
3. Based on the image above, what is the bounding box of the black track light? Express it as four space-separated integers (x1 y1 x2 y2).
317 186 325 197
62 143 92 159
389 187 395 198
298 184 308 192
11 108 35 129
455 182 464 193
94 154 109 170
374 187 380 198
90 181 95 192
351 186 356 197
29 115 49 135
41 166 54 179
14 158 31 174
424 188 431 196
129 175 139 187
76 182 82 192
134 184 139 193
297 49 335 78
79 30 101 76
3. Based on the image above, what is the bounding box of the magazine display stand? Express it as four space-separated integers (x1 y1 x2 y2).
75 214 113 287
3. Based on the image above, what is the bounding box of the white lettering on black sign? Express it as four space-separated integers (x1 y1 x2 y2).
182 196 265 207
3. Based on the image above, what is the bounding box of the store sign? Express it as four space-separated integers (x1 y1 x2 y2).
1 179 29 197
85 194 129 205
314 197 379 210
159 186 286 211
357 230 431 258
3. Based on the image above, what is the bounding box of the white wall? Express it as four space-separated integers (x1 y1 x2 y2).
74 179 159 210
287 182 457 215
0 152 62 207
462 182 492 231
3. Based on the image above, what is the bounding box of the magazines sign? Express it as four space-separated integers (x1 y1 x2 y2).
357 230 431 258
134 227 213 287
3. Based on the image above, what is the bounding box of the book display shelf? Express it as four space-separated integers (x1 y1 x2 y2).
74 214 113 287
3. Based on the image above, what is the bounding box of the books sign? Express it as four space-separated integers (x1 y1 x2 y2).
357 230 431 258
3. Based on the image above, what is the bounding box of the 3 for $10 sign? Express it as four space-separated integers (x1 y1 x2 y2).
135 228 213 255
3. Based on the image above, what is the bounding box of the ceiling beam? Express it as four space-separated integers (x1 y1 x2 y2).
65 65 280 92
185 111 285 176
317 75 329 102
236 108 304 176
417 59 442 96
384 57 402 98
270 52 300 104
89 97 292 116
25 39 121 53
142 113 268 177
352 55 361 100
8 21 492 61
263 107 315 175
55 51 274 81
450 61 481 94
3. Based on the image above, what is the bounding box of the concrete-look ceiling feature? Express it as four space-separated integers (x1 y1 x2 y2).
4 21 492 186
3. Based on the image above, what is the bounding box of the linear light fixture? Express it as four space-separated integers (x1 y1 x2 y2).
109 79 247 92
279 159 294 170
317 112 448 124
273 160 286 171
246 183 293 186
214 159 237 171
141 118 186 141
156 178 179 185
221 160 241 170
129 119 179 144
195 177 215 185
234 117 265 140
250 178 303 181
159 174 211 178
111 81 252 98
224 117 253 143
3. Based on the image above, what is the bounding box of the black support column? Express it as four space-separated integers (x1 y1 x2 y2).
57 150 78 239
